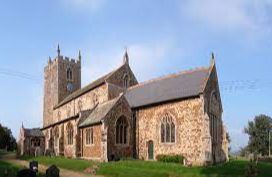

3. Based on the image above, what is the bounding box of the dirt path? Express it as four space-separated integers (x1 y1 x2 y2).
0 153 103 177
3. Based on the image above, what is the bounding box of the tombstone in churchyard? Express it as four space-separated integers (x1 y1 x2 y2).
46 165 59 177
29 161 38 173
17 168 36 177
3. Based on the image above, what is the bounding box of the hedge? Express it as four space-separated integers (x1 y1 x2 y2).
156 154 184 164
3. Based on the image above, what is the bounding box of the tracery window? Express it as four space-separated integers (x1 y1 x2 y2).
161 113 175 143
209 90 220 144
123 74 129 88
67 67 73 81
67 123 73 145
54 126 59 147
116 116 128 144
86 128 94 145
31 138 40 147
210 114 218 143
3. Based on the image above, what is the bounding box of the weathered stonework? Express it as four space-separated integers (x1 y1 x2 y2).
35 50 229 166
52 84 108 124
43 56 81 127
104 96 133 160
81 124 103 160
203 62 228 163
135 97 210 166
18 126 45 156
106 64 138 89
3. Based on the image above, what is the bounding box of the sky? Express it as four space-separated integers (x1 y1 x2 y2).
0 0 272 152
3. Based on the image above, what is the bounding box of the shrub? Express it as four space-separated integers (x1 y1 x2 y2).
156 154 184 164
245 160 258 177
258 156 272 163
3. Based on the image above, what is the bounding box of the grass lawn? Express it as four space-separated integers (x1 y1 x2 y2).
97 159 272 177
20 155 97 172
0 150 44 177
0 160 22 177
20 155 272 177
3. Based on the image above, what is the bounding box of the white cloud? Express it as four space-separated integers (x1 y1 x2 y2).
80 41 175 86
181 0 272 33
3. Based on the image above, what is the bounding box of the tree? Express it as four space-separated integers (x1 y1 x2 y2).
226 132 231 153
0 123 17 151
244 114 272 156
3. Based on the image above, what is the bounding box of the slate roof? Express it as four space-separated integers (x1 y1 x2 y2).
24 128 44 137
78 95 121 128
125 67 210 108
54 64 124 109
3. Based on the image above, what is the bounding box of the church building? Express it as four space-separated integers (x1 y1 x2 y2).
27 46 228 166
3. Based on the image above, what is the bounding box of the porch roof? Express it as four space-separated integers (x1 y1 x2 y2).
78 95 121 128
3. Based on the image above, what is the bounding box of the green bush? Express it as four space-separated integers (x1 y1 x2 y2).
245 160 258 177
258 156 272 163
156 154 184 164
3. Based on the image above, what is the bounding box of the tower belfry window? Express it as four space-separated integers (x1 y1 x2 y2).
67 68 73 81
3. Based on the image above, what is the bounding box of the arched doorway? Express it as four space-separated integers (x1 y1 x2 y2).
147 140 154 160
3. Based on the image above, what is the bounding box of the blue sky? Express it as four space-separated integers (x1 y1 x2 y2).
0 0 272 152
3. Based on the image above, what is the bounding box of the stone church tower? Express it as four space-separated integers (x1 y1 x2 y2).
43 45 81 127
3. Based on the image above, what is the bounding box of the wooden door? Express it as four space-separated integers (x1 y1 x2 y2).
147 140 154 160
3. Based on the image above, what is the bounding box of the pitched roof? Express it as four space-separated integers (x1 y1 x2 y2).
125 67 210 108
54 64 124 109
24 128 44 137
78 95 121 128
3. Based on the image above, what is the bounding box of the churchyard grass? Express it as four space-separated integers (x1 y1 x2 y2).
0 150 44 177
20 155 97 172
96 158 272 177
20 155 272 177
0 160 21 177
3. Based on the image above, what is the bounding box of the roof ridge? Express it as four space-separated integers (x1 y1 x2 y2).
128 66 209 91
54 63 125 109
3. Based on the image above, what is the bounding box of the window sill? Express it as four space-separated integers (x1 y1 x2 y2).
115 144 129 147
85 144 95 147
160 142 176 145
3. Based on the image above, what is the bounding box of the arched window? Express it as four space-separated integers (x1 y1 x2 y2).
92 93 98 106
54 126 59 147
67 67 73 81
86 128 94 145
161 113 175 143
67 107 71 118
209 90 220 144
31 138 40 147
57 111 61 121
78 100 82 112
67 123 73 145
116 116 128 144
123 74 129 88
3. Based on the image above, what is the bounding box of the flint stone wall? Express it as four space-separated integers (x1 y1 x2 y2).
136 97 212 166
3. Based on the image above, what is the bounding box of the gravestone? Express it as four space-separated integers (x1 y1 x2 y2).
46 165 59 177
17 169 36 177
29 161 38 173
